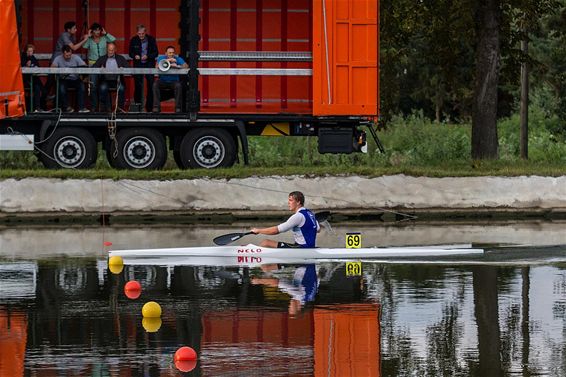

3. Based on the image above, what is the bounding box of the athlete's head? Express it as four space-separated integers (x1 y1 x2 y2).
288 191 305 206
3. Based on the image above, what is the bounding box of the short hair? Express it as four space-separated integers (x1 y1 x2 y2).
26 44 35 51
64 21 76 31
62 45 72 53
90 22 102 31
165 45 176 51
289 191 305 205
136 24 146 32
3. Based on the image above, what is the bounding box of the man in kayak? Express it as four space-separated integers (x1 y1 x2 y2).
251 191 320 248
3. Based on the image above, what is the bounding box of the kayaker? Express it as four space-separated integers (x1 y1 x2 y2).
251 191 320 248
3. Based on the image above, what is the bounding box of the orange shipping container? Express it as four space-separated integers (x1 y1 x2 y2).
18 0 378 116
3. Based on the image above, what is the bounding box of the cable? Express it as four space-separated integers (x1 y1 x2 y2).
223 180 418 220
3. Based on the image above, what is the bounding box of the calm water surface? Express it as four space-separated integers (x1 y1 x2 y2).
0 221 565 376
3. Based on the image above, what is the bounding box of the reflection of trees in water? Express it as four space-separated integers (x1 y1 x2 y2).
374 263 425 376
374 264 522 376
425 304 464 375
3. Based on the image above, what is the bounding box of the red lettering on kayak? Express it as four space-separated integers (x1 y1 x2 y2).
237 256 263 263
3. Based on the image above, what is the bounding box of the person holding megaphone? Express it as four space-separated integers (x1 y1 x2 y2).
152 46 188 113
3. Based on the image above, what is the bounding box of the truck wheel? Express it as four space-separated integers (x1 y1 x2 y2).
39 127 97 169
178 128 237 169
111 128 167 169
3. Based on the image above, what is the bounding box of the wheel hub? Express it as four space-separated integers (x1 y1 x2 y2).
55 137 85 167
194 137 225 168
124 138 155 168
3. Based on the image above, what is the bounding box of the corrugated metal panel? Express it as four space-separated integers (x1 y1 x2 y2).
313 0 378 116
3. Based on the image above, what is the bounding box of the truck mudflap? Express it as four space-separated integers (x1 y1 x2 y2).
0 0 26 119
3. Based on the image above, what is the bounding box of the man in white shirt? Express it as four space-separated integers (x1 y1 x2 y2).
251 191 320 248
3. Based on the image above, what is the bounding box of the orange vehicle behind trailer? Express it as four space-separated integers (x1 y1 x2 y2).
0 0 381 169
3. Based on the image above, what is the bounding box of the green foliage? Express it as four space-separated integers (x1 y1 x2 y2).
379 0 562 125
2 104 566 177
530 0 566 127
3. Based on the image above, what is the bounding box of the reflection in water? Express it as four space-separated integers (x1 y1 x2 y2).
251 264 319 316
0 224 565 376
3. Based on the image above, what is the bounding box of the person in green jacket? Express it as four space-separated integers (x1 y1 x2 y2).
83 23 116 111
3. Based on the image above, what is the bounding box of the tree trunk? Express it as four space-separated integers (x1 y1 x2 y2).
473 267 503 376
472 0 501 159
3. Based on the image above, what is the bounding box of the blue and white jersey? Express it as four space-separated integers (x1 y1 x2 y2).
277 207 319 247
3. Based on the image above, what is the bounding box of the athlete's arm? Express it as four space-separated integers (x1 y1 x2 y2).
277 213 304 233
251 225 279 235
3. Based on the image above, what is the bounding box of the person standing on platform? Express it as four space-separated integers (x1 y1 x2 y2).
83 23 116 111
129 24 158 112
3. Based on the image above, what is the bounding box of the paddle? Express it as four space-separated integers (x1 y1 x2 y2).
213 211 331 246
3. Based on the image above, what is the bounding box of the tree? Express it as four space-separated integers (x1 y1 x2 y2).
471 0 502 159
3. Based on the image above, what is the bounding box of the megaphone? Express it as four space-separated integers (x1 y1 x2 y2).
158 59 171 72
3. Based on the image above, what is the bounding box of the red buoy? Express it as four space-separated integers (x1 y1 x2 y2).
103 241 113 247
175 360 197 373
174 346 197 361
124 280 142 300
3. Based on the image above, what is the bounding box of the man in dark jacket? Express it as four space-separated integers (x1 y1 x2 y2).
93 43 129 112
129 24 158 112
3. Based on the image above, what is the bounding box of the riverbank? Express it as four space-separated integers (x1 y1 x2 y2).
1 175 565 222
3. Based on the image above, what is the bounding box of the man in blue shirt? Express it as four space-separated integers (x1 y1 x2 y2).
152 46 188 113
251 191 320 248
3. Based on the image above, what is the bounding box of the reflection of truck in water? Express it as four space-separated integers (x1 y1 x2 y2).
0 0 380 169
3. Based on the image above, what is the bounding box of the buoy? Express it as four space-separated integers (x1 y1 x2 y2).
103 241 113 246
124 280 142 299
142 301 162 318
142 317 162 333
174 346 197 361
108 256 124 274
175 360 197 373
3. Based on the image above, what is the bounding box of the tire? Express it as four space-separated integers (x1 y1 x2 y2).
111 128 167 169
178 128 237 169
39 127 97 169
173 150 183 168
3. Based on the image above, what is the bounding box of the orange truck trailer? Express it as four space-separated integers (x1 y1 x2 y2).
0 0 380 169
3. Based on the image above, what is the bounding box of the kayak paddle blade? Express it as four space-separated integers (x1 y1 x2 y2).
213 231 253 246
315 211 331 222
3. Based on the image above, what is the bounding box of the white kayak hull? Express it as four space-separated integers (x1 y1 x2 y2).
109 243 483 260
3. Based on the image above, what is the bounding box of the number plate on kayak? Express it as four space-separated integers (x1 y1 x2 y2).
346 233 362 249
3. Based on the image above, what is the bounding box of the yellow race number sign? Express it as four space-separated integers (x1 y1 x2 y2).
346 262 362 276
346 233 362 249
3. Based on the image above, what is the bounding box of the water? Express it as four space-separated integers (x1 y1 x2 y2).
0 221 565 376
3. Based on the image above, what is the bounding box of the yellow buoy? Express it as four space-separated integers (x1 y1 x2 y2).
142 317 162 333
142 301 162 318
108 256 124 274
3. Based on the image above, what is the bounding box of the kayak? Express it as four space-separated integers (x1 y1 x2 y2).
109 243 484 260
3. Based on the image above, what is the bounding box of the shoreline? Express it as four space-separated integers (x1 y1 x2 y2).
1 175 565 223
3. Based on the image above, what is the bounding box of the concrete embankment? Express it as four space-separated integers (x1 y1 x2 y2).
1 175 566 220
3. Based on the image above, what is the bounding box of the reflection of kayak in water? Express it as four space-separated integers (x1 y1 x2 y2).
109 243 483 259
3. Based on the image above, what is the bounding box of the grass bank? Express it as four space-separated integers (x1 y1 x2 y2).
2 104 566 179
